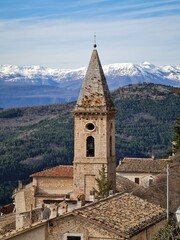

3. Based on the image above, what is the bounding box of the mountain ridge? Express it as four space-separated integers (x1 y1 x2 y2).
1 62 180 85
0 62 180 108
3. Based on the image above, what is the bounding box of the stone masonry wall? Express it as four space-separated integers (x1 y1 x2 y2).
15 183 35 214
48 215 166 240
35 177 73 195
48 215 122 240
117 172 158 187
73 113 116 199
130 220 166 240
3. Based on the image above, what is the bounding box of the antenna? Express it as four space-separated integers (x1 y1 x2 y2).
93 33 97 48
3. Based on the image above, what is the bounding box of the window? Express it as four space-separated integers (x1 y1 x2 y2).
86 136 94 157
64 233 83 240
67 237 81 240
86 122 95 131
135 177 139 184
149 177 153 186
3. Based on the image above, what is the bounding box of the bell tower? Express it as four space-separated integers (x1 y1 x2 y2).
73 45 116 200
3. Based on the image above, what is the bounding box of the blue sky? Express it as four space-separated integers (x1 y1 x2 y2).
0 0 180 68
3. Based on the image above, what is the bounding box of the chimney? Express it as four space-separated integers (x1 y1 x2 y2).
16 211 31 230
58 201 68 215
77 194 85 208
89 190 95 202
49 204 58 218
18 180 23 190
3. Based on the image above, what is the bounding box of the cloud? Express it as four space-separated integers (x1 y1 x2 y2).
1 0 179 21
0 0 179 68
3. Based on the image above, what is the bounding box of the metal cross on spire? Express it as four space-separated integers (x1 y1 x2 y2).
93 33 97 48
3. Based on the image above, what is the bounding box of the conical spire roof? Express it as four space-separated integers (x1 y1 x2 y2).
74 48 116 113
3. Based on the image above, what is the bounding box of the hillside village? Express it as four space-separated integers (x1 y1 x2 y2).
0 46 180 240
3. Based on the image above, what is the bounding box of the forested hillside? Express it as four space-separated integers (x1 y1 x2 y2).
113 83 180 159
0 83 179 204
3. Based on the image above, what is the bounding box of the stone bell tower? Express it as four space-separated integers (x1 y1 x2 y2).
73 45 116 200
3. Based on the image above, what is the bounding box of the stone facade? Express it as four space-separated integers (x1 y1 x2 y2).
32 166 73 207
48 214 166 240
14 166 74 214
116 172 157 187
48 215 122 240
14 179 73 216
14 183 35 213
73 113 116 199
33 176 73 194
116 158 168 187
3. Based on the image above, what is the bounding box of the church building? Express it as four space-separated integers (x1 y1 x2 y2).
14 44 117 212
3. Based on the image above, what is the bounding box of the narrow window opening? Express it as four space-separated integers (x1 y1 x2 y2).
149 178 153 186
135 178 139 184
86 136 94 157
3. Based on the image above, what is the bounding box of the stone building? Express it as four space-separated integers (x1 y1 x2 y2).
116 157 168 187
14 166 73 214
1 193 166 240
31 166 73 207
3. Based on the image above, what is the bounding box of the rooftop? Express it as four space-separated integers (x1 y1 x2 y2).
74 193 166 238
0 193 166 239
116 157 168 173
31 165 73 178
0 204 15 215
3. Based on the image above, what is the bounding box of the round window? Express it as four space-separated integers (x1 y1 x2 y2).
86 123 95 131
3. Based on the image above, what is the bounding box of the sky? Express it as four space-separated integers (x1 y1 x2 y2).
0 0 180 68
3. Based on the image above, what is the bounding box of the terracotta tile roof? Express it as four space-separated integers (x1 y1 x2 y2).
116 157 168 173
30 165 73 178
74 193 166 238
0 203 15 215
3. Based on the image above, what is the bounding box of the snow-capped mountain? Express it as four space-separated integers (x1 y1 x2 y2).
0 62 179 108
0 62 180 88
